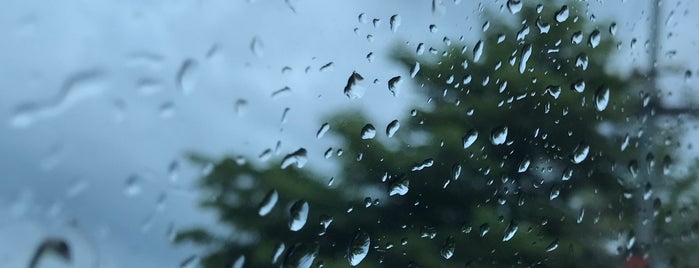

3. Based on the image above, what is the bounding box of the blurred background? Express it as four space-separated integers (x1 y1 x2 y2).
1 0 699 267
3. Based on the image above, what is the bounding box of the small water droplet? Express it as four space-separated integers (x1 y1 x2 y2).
258 190 279 216
440 236 456 260
410 62 421 78
347 229 371 266
289 200 309 231
462 129 479 149
316 123 330 139
281 148 308 169
319 62 334 72
386 120 400 138
429 24 438 33
282 242 318 268
388 76 402 96
389 176 409 196
452 164 462 180
545 85 562 99
662 155 672 175
571 31 583 44
473 40 484 62
546 239 559 252
177 59 199 95
124 174 143 196
549 185 561 200
571 79 585 93
609 22 617 36
250 37 264 57
594 86 610 111
234 99 248 117
502 221 519 241
517 158 531 173
628 160 639 178
588 30 601 48
519 44 532 74
479 223 490 237
561 167 573 181
490 126 508 145
571 142 590 164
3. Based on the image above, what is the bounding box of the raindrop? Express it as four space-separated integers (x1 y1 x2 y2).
473 40 484 62
571 142 590 164
250 37 264 57
282 242 318 268
347 229 371 266
429 24 438 33
571 31 583 44
609 22 617 36
361 124 376 139
479 223 490 237
389 176 409 196
124 174 143 196
545 85 562 99
506 0 522 15
554 5 569 23
271 87 292 99
319 62 334 72
517 158 531 173
10 71 108 128
316 123 330 139
577 208 585 223
177 59 199 95
281 148 308 169
571 79 585 93
502 221 519 241
440 236 456 260
416 43 425 55
344 71 365 99
490 126 508 145
452 164 462 180
546 239 559 252
234 99 248 117
410 62 421 78
258 190 279 216
519 44 532 74
232 255 245 268
628 160 639 178
386 120 400 138
588 30 601 48
372 18 381 28
358 13 367 24
388 76 403 96
390 15 401 32
662 155 672 175
462 129 479 148
594 86 610 111
561 167 573 181
549 185 561 200
28 238 71 268
289 200 309 231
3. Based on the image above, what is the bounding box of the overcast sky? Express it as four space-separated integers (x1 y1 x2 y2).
1 0 698 267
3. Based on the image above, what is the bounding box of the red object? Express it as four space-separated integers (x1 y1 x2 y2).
623 254 648 268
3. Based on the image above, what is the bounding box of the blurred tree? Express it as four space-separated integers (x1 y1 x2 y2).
174 1 698 267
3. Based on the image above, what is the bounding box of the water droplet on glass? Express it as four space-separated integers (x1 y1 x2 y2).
609 22 617 36
452 164 462 180
316 123 330 139
594 86 610 111
410 62 421 78
490 126 508 145
232 255 245 268
502 221 519 241
479 223 490 237
628 160 639 178
282 242 318 268
372 18 381 28
517 158 531 173
319 62 334 72
554 5 569 23
177 59 199 95
546 239 559 252
561 167 573 181
545 85 562 99
519 44 532 74
390 14 401 32
462 129 479 149
662 155 672 175
571 79 585 93
271 86 292 100
549 185 561 200
250 37 264 57
361 124 376 139
473 40 484 62
281 148 308 169
234 99 248 117
344 71 365 99
571 31 583 45
289 200 309 231
386 120 400 138
429 24 438 33
388 76 402 96
389 176 410 196
571 142 590 164
258 190 279 216
124 174 143 196
440 236 456 260
347 229 371 266
506 0 522 14
588 30 601 48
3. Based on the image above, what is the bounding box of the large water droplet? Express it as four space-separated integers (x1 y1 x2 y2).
462 129 479 149
490 126 508 145
177 59 199 95
289 200 309 231
519 44 532 74
272 243 286 264
282 242 318 268
388 76 402 96
344 71 365 99
347 229 371 266
588 30 601 48
517 158 531 173
506 0 523 14
554 5 569 23
594 86 610 111
390 14 401 32
386 120 400 138
545 85 562 99
281 148 308 169
389 176 410 196
571 79 585 93
502 221 519 241
361 124 376 139
571 142 590 164
258 190 279 216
